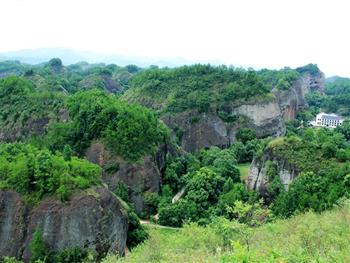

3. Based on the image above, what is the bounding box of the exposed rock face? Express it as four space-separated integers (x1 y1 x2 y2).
0 188 128 262
247 149 299 197
160 71 325 153
0 191 27 258
162 100 285 153
230 102 285 137
162 111 229 153
274 72 325 120
86 143 167 214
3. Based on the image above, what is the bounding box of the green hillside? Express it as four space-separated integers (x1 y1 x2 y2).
105 201 350 263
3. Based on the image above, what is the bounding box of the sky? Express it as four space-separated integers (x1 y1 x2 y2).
1 0 350 76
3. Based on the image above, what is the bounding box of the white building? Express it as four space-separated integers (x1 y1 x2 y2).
311 112 344 128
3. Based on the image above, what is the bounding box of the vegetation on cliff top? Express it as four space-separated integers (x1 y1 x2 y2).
262 126 350 217
124 64 271 113
0 76 65 141
0 75 168 162
45 89 168 161
0 143 101 202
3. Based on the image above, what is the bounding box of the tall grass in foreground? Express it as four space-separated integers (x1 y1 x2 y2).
104 201 350 263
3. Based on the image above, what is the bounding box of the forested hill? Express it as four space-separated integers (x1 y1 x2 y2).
123 63 322 114
1 58 350 263
0 58 140 93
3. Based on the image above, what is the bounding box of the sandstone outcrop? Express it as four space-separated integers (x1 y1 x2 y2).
274 71 325 120
86 143 169 214
0 188 128 262
162 100 285 152
161 70 325 153
247 149 299 197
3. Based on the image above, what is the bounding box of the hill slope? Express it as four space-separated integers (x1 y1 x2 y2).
106 201 350 263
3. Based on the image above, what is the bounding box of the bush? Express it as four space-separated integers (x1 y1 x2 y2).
127 211 149 248
30 228 48 262
236 128 256 144
53 247 88 263
143 192 160 217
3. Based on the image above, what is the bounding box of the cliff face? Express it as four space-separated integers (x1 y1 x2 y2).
0 188 128 262
247 149 300 197
86 143 169 214
160 71 325 153
274 72 325 120
162 100 285 153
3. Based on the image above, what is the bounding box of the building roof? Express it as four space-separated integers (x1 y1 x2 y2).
317 112 343 121
321 115 342 121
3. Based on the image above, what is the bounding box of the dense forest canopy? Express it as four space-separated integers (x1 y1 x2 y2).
124 64 273 113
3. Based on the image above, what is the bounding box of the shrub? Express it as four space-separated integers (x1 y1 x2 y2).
127 211 149 248
236 128 256 144
30 228 48 262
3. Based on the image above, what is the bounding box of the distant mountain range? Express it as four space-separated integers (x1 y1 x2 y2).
0 48 223 67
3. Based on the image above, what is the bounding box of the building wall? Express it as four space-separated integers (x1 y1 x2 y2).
313 113 343 128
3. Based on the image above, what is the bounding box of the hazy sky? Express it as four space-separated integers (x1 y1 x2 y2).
1 0 350 76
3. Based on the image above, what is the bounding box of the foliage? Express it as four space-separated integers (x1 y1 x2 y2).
30 228 48 262
46 90 168 161
52 247 88 263
225 200 270 227
0 76 64 142
124 64 271 113
114 181 129 203
159 167 225 227
258 66 301 90
306 76 350 116
127 210 149 248
143 191 161 218
0 143 101 202
162 153 200 193
261 128 350 216
2 257 23 263
235 128 256 144
111 201 350 263
295 63 321 76
336 119 350 140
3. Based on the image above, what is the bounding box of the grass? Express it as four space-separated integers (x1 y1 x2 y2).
237 163 250 182
104 200 350 263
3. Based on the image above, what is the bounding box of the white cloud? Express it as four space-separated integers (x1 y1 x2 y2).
1 0 350 76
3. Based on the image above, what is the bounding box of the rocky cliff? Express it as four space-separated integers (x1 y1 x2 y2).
0 188 128 262
246 134 321 199
247 148 300 197
162 100 285 152
274 71 325 120
161 70 325 153
86 143 170 214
